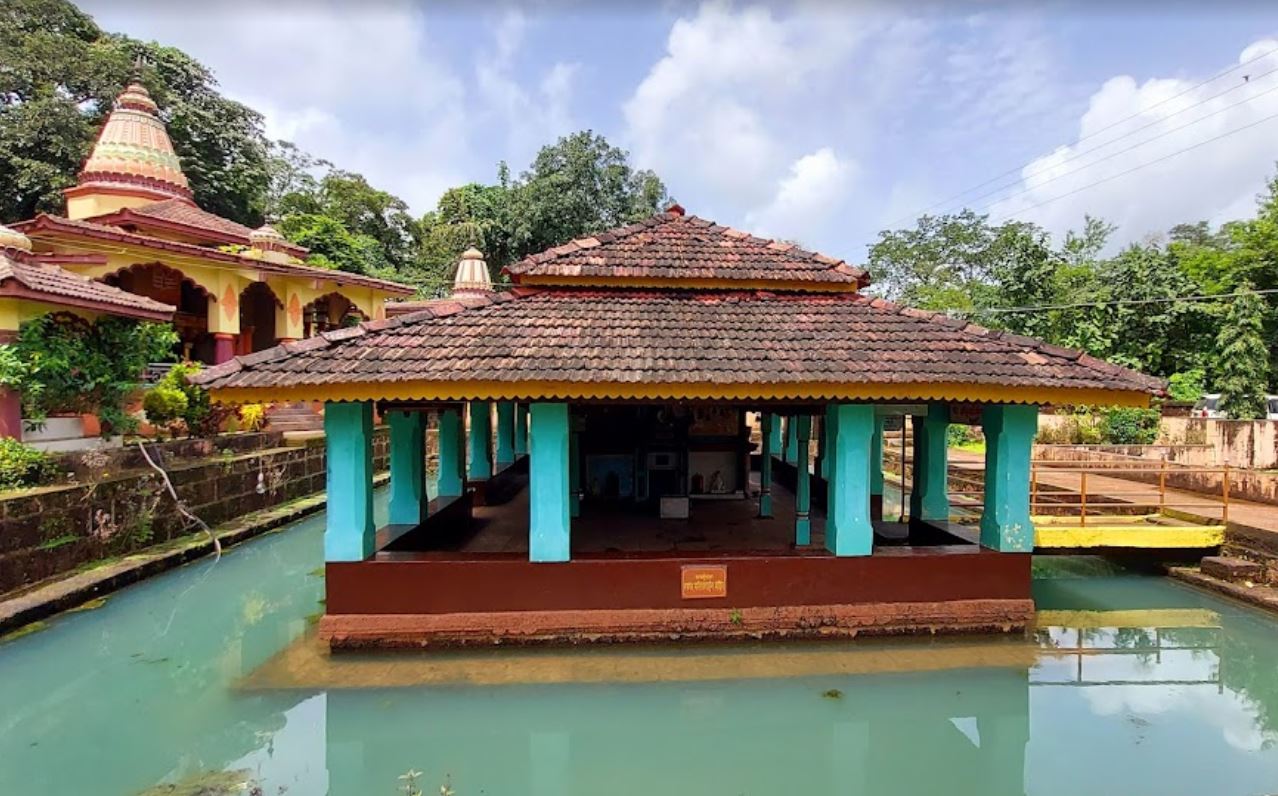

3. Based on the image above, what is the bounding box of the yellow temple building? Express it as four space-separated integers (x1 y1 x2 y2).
8 82 412 366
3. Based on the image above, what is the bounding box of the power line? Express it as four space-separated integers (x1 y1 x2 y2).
961 73 1278 214
957 287 1278 316
878 45 1278 229
972 79 1278 215
990 108 1278 224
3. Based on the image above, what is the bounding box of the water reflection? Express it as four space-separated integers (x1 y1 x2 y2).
5 501 1278 795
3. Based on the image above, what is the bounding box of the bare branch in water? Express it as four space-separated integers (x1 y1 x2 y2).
136 441 221 560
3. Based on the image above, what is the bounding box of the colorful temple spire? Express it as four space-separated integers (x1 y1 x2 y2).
65 82 192 219
452 247 493 296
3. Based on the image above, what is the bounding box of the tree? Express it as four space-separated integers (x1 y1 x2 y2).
1214 284 1271 419
0 0 270 225
508 131 669 259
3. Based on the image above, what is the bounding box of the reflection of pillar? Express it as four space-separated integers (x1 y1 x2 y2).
530 402 570 562
0 328 20 439
758 413 774 518
826 403 874 556
977 669 1031 796
829 719 869 794
387 410 428 526
495 401 515 467
910 403 951 524
980 404 1038 552
324 401 375 561
436 407 465 498
467 401 492 481
529 730 570 796
795 415 812 545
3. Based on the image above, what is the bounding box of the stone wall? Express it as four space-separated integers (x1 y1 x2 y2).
0 429 389 594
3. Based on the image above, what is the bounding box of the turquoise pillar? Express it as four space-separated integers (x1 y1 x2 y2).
870 416 884 498
784 415 799 464
980 404 1038 552
323 401 375 562
387 410 428 526
815 416 827 481
467 401 492 481
514 403 528 457
909 403 950 523
529 402 571 562
436 407 464 498
758 413 774 517
496 401 515 467
568 415 581 518
825 403 874 557
794 415 812 545
768 412 783 456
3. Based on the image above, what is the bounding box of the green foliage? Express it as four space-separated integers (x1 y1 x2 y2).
1167 369 1206 402
1098 407 1161 445
0 437 57 490
946 424 975 447
142 383 188 432
153 361 230 437
10 314 176 435
1215 284 1271 420
0 0 270 224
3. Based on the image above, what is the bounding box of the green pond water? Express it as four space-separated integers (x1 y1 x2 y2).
3 491 1278 795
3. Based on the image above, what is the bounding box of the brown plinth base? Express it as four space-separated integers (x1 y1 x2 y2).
320 598 1034 649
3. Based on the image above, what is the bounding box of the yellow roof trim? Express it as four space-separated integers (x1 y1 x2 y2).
515 274 861 293
208 379 1152 408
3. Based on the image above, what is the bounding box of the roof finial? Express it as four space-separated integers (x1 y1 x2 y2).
0 222 32 253
665 202 685 217
452 247 493 296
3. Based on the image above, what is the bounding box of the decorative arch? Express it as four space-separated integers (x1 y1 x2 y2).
302 291 368 338
238 281 282 355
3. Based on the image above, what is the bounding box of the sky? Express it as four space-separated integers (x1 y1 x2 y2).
82 0 1278 261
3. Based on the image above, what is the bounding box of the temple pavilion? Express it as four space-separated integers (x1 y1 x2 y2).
195 205 1164 648
7 82 411 367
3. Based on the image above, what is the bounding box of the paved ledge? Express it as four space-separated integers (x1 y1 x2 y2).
1168 566 1278 616
0 473 389 637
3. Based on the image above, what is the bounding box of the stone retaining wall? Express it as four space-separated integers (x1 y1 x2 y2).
0 429 389 594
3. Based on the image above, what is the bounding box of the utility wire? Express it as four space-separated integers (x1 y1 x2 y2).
990 108 1278 224
956 287 1278 316
878 45 1278 229
963 74 1278 214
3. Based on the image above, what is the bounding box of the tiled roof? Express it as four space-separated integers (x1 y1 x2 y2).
93 199 309 256
0 250 174 320
503 208 869 288
15 214 413 296
193 289 1163 397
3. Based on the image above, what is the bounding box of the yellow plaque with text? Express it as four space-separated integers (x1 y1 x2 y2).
681 565 727 599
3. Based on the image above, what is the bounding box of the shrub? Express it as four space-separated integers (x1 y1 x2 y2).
0 438 57 490
1167 369 1205 403
238 403 267 432
142 384 189 434
1099 406 1161 445
153 362 235 438
10 314 177 435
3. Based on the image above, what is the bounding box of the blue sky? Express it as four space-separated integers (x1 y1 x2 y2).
84 1 1278 260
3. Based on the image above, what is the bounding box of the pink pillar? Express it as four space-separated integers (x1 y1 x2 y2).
213 333 236 365
0 330 20 439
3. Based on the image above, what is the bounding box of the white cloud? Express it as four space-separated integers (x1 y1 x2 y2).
474 8 580 169
83 0 470 212
746 148 857 244
988 39 1278 242
622 1 872 212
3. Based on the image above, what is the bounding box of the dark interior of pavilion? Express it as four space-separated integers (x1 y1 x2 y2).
383 402 979 557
